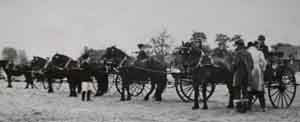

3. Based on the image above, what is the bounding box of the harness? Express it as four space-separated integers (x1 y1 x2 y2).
64 58 73 69
43 57 51 69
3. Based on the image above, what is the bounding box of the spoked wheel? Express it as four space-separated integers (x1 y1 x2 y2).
268 68 297 108
177 75 216 102
114 74 146 97
175 78 189 102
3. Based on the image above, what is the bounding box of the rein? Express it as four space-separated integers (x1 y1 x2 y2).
43 57 51 69
117 56 128 69
64 58 73 69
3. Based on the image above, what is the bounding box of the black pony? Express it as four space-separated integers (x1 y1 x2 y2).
51 53 108 97
0 60 34 88
176 41 235 110
102 46 167 101
31 56 48 88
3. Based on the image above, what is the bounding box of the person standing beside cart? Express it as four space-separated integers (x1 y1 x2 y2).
80 54 96 102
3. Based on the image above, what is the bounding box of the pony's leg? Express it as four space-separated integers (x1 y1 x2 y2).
68 80 73 96
30 78 34 89
102 74 109 94
226 81 234 108
95 78 102 96
202 82 208 110
48 78 54 93
120 81 126 101
7 75 13 88
25 79 29 89
68 80 76 97
144 81 155 101
77 80 82 93
126 82 131 101
154 77 167 101
192 82 200 110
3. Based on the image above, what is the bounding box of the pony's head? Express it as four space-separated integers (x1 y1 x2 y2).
175 41 202 69
102 46 128 67
51 53 72 68
31 56 48 70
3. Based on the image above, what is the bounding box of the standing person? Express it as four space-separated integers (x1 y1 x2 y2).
232 36 254 113
190 32 206 55
247 42 267 112
190 32 210 66
212 34 231 70
80 54 96 101
256 35 269 59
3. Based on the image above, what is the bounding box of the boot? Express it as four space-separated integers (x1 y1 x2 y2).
258 92 266 112
81 91 86 101
87 90 92 101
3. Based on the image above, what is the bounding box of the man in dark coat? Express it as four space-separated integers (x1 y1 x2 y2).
232 37 254 113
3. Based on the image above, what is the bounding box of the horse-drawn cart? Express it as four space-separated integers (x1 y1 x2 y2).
174 51 299 108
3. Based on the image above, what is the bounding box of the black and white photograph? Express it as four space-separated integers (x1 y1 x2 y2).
1 0 300 122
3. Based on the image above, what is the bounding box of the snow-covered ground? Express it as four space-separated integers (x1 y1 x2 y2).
0 73 300 122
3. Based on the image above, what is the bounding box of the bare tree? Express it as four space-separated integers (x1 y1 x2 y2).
1 47 17 62
148 29 174 62
18 49 28 65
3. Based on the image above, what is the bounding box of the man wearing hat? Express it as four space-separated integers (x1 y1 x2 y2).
137 43 150 61
232 36 254 113
191 32 206 52
256 35 269 59
211 34 231 70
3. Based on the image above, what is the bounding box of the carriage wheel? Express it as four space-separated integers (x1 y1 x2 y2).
175 78 189 102
114 74 146 97
268 68 297 108
178 76 216 102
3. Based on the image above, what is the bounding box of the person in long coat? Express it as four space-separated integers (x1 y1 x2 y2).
247 41 267 111
232 37 254 113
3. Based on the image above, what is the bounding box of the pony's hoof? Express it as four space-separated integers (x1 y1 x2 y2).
120 98 126 101
227 104 234 109
202 106 208 110
95 92 104 97
154 97 162 101
192 106 199 110
144 97 149 101
126 97 131 101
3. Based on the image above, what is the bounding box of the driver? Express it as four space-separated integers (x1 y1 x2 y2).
135 43 151 67
190 32 206 56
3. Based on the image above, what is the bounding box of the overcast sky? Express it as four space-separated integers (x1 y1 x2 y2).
0 0 300 59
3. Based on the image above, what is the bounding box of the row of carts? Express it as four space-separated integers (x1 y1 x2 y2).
33 51 299 109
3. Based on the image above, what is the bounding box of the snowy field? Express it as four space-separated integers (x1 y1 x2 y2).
1 73 300 122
